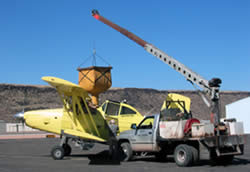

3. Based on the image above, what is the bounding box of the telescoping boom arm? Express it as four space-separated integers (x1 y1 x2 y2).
92 10 222 126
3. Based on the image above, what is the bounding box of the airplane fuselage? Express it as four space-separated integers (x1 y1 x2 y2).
24 108 63 135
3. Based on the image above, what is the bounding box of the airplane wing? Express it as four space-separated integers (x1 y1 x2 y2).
42 76 112 143
42 76 89 98
63 129 106 142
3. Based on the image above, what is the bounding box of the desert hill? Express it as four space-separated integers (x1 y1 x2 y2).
0 84 249 122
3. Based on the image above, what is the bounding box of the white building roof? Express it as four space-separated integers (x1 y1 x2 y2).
226 97 250 133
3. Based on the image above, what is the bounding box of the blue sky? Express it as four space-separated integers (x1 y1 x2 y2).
0 0 249 91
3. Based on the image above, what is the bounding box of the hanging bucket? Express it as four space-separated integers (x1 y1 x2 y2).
77 66 112 105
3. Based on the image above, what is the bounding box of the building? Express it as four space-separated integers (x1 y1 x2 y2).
226 97 250 133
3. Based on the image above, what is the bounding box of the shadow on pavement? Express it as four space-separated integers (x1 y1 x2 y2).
87 150 121 165
131 155 250 167
44 149 250 167
68 150 120 165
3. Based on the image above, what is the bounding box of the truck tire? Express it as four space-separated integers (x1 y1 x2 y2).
174 144 193 167
120 142 133 162
188 145 199 165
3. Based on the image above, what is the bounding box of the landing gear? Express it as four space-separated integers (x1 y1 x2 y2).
51 146 65 160
63 143 72 156
51 136 72 160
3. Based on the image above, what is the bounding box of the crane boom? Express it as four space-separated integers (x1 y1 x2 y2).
92 10 222 127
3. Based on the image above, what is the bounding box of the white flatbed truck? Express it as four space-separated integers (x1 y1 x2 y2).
92 10 246 166
117 108 245 166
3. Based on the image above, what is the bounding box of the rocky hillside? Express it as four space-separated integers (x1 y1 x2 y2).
0 84 249 122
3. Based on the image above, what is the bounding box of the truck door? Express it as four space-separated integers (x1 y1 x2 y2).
131 116 155 151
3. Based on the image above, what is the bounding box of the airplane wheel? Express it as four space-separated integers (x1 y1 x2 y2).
51 146 65 160
63 144 72 156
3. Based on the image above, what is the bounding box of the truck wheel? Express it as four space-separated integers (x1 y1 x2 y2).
63 143 72 156
174 144 193 167
51 146 65 160
188 145 199 164
120 142 133 162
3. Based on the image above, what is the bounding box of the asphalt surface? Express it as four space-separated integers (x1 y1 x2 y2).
0 136 250 172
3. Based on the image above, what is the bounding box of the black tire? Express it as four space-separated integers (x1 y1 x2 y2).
188 145 199 165
63 144 72 156
174 144 193 167
51 146 65 160
120 142 133 162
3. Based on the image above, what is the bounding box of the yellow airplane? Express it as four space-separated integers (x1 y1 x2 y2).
24 76 143 160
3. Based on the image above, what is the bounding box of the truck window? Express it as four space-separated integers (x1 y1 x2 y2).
120 106 136 115
106 102 120 116
138 117 154 129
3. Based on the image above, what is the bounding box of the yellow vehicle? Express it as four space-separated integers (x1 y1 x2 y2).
160 93 192 122
24 76 143 160
98 100 144 133
161 93 191 112
24 76 113 160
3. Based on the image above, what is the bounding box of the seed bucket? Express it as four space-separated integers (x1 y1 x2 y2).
77 66 112 105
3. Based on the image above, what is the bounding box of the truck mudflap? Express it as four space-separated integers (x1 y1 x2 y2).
201 135 246 156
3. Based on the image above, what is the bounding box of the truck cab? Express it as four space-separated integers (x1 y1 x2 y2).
118 115 159 152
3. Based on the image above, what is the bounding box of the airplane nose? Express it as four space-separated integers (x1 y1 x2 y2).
24 112 30 124
23 112 31 121
23 111 37 128
14 111 25 121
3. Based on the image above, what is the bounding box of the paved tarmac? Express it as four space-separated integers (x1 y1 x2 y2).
0 136 250 172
